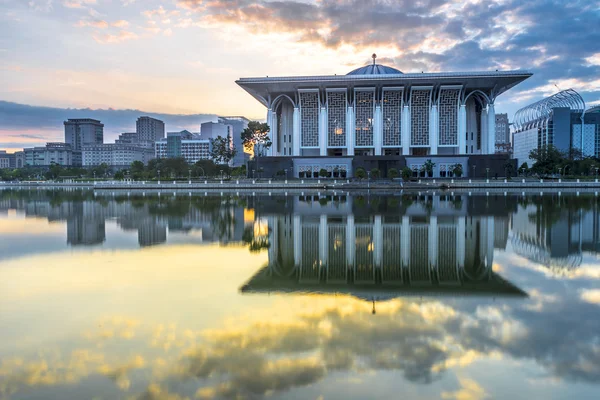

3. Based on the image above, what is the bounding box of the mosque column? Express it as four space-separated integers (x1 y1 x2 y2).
457 215 465 269
346 106 355 156
373 215 383 268
319 106 328 156
293 107 300 156
319 215 328 269
402 105 411 155
268 216 278 267
293 215 302 267
480 108 488 155
428 216 438 270
266 108 276 156
429 104 439 155
458 104 467 155
374 105 383 156
401 215 410 267
346 215 355 267
486 216 495 273
487 103 496 154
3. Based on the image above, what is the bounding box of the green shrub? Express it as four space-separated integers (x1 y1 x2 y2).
388 168 399 179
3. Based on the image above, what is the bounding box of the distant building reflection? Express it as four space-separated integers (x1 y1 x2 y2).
511 197 600 272
242 210 526 302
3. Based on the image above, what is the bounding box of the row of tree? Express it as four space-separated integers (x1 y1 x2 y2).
524 145 600 177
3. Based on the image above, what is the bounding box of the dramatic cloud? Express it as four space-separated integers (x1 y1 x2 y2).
1 0 599 148
0 101 217 147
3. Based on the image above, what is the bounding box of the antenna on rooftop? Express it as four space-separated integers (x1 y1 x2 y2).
372 53 377 65
554 84 562 92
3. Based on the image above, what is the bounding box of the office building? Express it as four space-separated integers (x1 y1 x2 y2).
136 116 165 142
64 119 104 151
236 55 531 178
23 143 74 166
0 150 15 169
513 89 600 166
82 143 155 167
155 131 211 164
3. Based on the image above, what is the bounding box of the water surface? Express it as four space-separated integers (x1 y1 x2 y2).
1 189 600 399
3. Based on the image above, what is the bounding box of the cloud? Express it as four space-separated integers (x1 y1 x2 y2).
441 377 489 400
112 20 129 28
75 19 109 28
93 30 139 44
63 0 96 9
0 101 216 146
580 289 600 305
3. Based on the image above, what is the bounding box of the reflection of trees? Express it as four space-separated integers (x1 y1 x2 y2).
242 225 270 253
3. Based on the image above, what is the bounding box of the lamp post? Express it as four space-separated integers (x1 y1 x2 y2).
157 169 161 184
486 167 490 181
595 167 599 182
220 169 224 181
558 167 562 178
367 170 371 190
284 168 288 180
188 169 191 184
471 165 476 179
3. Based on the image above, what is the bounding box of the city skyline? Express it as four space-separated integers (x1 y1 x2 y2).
1 0 599 152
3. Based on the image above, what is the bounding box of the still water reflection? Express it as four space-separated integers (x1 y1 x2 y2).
1 189 600 399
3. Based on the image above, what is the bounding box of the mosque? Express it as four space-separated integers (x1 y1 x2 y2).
236 55 532 178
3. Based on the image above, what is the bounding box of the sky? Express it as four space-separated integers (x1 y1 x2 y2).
1 0 599 152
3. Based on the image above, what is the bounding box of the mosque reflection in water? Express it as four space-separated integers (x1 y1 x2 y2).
243 194 529 303
1 189 600 292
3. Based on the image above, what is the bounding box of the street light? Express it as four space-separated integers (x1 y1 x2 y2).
188 169 191 183
220 169 224 181
471 165 476 179
595 167 599 181
284 168 288 180
486 167 490 181
367 170 371 190
157 169 161 184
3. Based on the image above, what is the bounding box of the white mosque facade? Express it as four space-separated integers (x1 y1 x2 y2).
236 56 532 178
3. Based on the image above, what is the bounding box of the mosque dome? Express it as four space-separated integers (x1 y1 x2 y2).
347 54 403 75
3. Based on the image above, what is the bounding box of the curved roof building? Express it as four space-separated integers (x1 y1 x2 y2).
236 55 532 178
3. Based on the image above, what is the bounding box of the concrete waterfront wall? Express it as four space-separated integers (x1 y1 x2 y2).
4 178 600 193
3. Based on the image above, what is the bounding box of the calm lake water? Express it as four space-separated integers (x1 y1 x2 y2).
1 189 600 400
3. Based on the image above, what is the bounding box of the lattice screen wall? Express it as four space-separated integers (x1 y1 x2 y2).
355 90 374 147
300 91 319 147
327 91 346 147
411 89 430 146
383 89 403 147
439 89 460 146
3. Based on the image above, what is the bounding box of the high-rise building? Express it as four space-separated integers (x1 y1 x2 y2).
64 119 104 151
494 113 510 154
201 117 251 166
513 89 600 166
136 116 165 142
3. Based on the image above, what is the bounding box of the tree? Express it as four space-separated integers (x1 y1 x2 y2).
401 167 412 181
451 164 463 177
504 161 515 178
114 170 125 180
519 162 529 176
130 161 145 180
209 135 237 166
424 159 436 177
529 145 563 176
370 168 380 179
355 167 366 179
388 168 399 179
241 121 271 178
